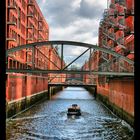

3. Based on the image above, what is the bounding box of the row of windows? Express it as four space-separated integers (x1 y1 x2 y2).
8 0 46 24
7 0 49 43
27 18 47 33
8 23 47 41
8 0 26 9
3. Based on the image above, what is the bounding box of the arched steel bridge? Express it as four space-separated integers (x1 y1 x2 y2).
6 40 134 77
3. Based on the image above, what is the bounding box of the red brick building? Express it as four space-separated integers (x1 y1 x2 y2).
82 0 134 121
6 0 49 69
6 0 65 101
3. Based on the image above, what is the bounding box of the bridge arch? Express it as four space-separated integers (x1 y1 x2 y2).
6 40 134 64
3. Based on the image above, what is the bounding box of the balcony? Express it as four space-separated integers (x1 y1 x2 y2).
27 13 34 18
6 38 16 42
26 26 33 29
37 38 43 41
8 5 17 10
102 29 114 41
7 21 16 26
102 40 112 49
116 37 125 48
7 33 17 41
28 0 34 6
102 39 107 46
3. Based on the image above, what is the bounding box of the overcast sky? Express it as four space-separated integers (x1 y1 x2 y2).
36 0 107 68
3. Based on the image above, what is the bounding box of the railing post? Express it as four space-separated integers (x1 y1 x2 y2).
48 84 50 99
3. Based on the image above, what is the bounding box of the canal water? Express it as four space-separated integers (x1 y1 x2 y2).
6 87 134 140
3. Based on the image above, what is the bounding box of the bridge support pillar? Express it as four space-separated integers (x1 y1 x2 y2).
94 86 97 99
48 85 51 100
50 87 52 100
62 86 64 90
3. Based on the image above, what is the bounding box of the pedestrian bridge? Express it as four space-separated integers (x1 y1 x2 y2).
6 40 134 80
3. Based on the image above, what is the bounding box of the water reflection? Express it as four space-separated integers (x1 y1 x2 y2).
6 87 134 140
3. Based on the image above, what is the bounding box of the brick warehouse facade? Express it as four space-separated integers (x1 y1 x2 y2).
82 0 134 126
6 0 65 102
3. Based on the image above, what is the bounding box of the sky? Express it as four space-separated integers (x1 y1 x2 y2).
36 0 107 68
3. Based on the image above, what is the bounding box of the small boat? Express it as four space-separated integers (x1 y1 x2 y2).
67 104 81 116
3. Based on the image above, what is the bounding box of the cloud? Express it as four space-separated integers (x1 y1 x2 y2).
37 0 106 27
36 0 107 67
77 0 106 19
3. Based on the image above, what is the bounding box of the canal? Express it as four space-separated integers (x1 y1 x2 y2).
6 87 134 140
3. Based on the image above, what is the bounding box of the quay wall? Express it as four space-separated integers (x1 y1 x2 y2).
88 78 134 127
6 73 63 118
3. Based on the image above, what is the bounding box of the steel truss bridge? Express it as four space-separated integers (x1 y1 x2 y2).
6 40 134 85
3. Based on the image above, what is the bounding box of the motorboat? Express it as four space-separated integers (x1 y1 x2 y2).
67 104 81 116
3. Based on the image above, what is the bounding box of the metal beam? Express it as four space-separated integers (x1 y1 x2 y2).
63 48 90 70
6 69 134 76
48 83 97 87
6 40 134 64
49 48 89 82
36 47 60 70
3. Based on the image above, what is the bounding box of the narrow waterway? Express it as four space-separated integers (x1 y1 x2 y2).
6 87 134 140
